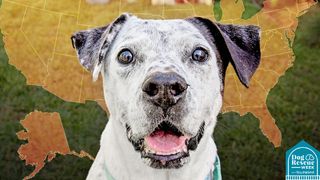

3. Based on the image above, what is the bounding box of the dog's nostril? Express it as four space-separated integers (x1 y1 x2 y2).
142 72 187 110
170 82 186 96
144 82 159 97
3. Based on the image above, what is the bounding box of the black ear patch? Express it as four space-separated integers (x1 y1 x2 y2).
71 13 131 72
71 26 108 70
186 17 261 87
71 32 85 49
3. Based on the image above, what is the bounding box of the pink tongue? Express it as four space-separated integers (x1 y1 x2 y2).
145 130 187 154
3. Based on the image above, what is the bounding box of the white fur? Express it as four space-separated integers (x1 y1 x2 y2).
87 17 222 180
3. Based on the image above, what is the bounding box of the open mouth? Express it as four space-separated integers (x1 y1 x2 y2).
126 121 205 168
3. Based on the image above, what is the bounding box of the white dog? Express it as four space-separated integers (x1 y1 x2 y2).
71 13 260 180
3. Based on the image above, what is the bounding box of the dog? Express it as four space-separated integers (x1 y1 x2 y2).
71 13 260 180
86 0 212 5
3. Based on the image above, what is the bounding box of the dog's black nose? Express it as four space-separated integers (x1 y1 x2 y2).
142 72 188 111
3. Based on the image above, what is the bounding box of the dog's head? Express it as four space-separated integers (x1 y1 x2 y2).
71 13 260 169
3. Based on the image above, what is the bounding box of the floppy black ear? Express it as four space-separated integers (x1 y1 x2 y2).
186 17 261 87
71 26 108 71
71 13 131 80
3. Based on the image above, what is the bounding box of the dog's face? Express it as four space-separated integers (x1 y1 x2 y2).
101 16 223 168
72 14 260 169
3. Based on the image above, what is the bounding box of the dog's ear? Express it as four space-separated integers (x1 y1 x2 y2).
186 17 261 87
71 13 132 81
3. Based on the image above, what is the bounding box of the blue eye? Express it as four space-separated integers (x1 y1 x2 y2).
118 49 134 64
192 47 208 62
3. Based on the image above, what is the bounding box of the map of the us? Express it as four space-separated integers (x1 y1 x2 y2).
0 0 317 179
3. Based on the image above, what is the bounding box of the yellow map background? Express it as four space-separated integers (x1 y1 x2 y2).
0 0 317 179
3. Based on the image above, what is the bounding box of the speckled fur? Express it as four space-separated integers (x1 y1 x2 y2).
72 13 260 180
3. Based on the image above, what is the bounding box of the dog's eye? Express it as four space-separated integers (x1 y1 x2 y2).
192 47 208 62
118 49 134 64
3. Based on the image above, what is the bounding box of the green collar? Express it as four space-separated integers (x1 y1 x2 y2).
105 155 222 180
206 155 222 180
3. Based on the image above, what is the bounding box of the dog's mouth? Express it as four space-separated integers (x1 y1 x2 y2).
145 121 187 155
126 121 205 168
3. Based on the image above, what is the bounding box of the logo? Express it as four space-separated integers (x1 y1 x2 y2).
286 140 320 180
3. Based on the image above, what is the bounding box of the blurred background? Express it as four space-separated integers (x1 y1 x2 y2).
0 0 319 179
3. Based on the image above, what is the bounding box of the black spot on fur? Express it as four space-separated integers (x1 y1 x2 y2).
71 33 86 50
186 17 261 88
71 13 131 72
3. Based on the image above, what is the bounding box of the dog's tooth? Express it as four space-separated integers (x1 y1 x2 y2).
179 159 183 165
160 160 166 166
180 157 188 165
145 147 151 153
150 149 155 154
127 129 132 138
146 158 151 165
144 146 156 154
182 146 187 152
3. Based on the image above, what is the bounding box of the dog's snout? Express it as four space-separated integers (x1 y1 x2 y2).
142 72 188 111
